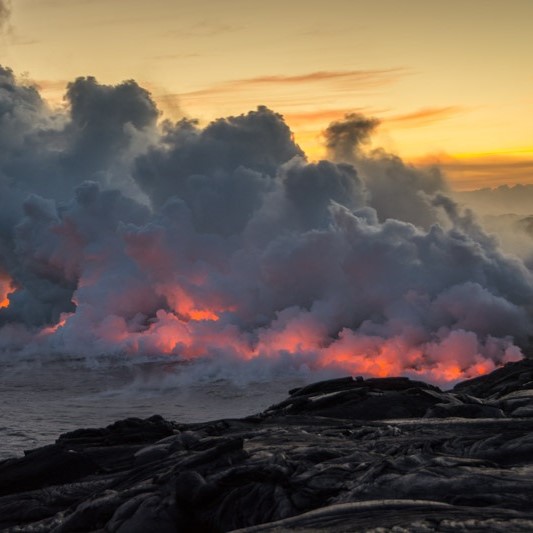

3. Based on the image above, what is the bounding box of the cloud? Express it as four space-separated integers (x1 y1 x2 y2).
323 112 448 228
133 106 303 234
417 152 533 190
456 183 533 215
282 158 366 229
64 76 159 174
0 65 531 387
177 69 406 102
385 106 464 128
0 69 159 202
0 68 162 324
226 69 405 87
324 112 380 162
283 108 370 128
0 0 11 35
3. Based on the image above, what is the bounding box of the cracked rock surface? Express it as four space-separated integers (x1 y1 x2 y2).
2 360 533 532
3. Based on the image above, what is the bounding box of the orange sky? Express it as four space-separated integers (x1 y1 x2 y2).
1 0 532 190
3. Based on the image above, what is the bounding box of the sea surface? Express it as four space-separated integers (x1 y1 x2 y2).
0 354 308 460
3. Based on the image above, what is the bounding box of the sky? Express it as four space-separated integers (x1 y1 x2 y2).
1 0 532 190
2 0 533 385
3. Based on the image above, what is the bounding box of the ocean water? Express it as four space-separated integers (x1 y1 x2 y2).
0 354 308 460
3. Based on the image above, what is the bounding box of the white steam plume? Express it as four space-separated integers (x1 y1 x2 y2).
0 69 530 386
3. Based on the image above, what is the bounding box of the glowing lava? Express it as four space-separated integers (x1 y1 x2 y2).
40 313 73 336
188 309 220 322
32 299 520 386
0 273 14 309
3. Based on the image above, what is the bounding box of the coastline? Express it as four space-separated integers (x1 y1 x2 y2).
2 359 533 531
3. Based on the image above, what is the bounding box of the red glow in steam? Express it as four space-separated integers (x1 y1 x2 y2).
32 282 522 386
39 313 73 336
188 309 220 321
0 273 14 309
161 285 231 323
42 300 515 386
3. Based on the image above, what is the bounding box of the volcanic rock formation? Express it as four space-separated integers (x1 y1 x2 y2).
2 360 533 531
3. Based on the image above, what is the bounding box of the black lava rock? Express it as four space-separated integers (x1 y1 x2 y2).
3 360 533 531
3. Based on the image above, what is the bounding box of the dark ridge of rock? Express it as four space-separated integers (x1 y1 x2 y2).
0 445 99 497
266 388 440 420
57 414 177 448
231 500 533 532
453 358 533 398
263 377 463 421
364 376 441 392
3 360 533 531
424 403 505 419
288 376 363 396
288 375 440 399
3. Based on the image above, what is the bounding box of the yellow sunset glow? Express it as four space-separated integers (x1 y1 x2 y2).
1 0 531 190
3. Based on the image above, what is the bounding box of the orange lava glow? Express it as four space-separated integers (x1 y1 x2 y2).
257 329 321 355
106 308 513 384
428 359 497 383
432 364 464 382
319 343 404 377
29 282 517 386
40 313 73 335
162 285 233 323
188 309 220 322
0 273 14 309
252 327 511 385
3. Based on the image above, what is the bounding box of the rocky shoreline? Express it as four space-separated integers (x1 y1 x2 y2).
2 360 533 532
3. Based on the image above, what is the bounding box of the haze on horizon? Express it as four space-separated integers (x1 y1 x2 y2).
0 0 531 191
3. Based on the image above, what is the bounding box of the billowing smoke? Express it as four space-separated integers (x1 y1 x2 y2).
453 186 533 268
0 67 530 386
325 112 378 162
